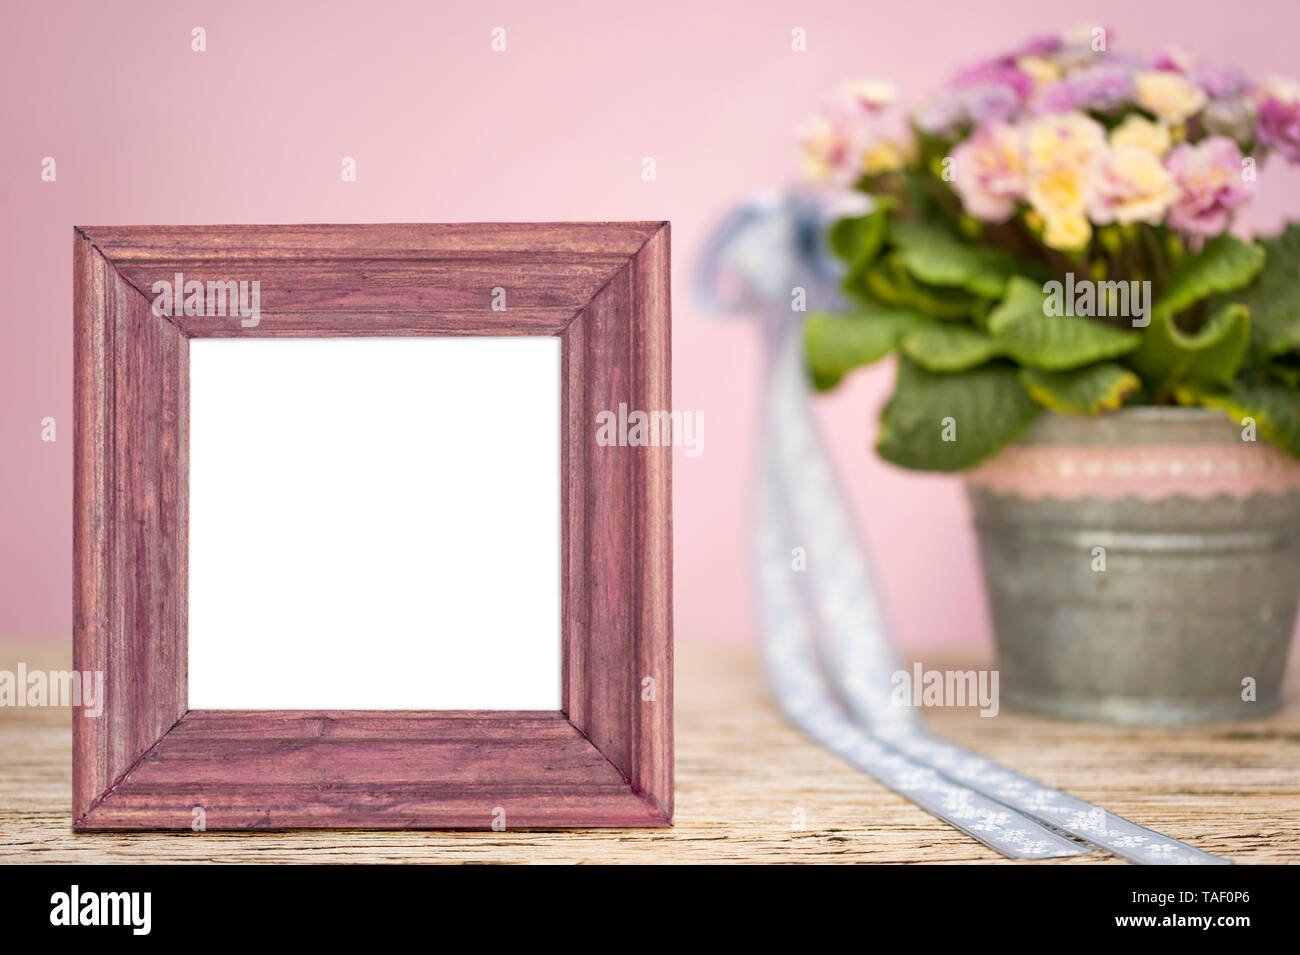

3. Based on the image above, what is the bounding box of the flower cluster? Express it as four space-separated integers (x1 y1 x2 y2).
797 79 912 186
799 27 1300 251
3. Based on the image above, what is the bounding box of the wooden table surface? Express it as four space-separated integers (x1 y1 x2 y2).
3 641 1297 864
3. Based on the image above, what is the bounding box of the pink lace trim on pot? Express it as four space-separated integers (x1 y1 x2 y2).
966 442 1300 501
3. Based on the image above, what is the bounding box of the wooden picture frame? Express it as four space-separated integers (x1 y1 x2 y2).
73 223 672 829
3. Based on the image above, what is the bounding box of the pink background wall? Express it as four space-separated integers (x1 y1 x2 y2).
4 1 1300 651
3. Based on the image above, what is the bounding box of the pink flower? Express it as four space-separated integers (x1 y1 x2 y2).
1032 81 1078 115
1164 136 1255 234
1256 78 1300 162
1150 47 1195 73
950 123 1027 221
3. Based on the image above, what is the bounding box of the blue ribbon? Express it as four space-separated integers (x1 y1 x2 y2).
698 191 1228 864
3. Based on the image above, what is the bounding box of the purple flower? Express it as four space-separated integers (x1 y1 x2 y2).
1031 62 1136 117
1188 62 1249 99
1164 136 1255 234
952 61 1035 101
1256 80 1300 162
1149 51 1247 98
1068 61 1136 112
958 82 1024 126
914 64 1031 135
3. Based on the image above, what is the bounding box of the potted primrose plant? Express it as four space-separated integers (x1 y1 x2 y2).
800 28 1300 723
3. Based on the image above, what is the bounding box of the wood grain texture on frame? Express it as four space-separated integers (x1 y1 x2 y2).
73 223 672 830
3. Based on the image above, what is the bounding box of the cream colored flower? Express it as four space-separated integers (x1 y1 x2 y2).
1025 113 1108 175
1024 112 1107 237
837 78 898 112
1135 71 1207 124
1022 114 1105 247
797 114 862 185
1043 213 1092 250
1109 115 1171 156
1089 146 1179 225
798 116 836 182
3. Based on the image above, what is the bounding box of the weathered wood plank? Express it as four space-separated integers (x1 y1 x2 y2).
9 642 1296 862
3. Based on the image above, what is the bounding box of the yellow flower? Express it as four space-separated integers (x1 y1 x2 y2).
1109 115 1171 156
861 139 906 175
1022 114 1105 250
1027 165 1088 217
1016 55 1061 88
1043 213 1092 251
1134 71 1207 124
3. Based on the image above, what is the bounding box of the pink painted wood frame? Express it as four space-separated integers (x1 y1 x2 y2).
73 223 672 829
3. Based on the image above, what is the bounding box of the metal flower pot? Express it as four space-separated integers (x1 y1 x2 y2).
965 407 1300 724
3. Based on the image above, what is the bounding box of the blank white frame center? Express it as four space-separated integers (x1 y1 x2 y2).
187 336 562 710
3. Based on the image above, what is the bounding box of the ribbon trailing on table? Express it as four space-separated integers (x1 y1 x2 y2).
698 191 1229 865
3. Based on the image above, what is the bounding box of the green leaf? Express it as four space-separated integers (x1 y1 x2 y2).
1019 363 1141 415
1177 381 1300 458
899 322 1001 372
864 252 983 320
987 277 1142 370
1154 233 1264 321
889 219 1023 299
829 204 891 268
876 358 1040 471
804 307 921 390
1128 301 1251 390
1210 223 1300 360
830 203 893 304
